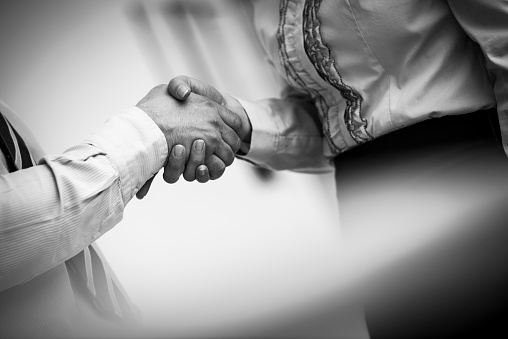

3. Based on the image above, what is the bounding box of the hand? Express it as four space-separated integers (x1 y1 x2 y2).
136 141 210 199
137 84 243 177
164 76 253 183
168 76 252 145
163 140 210 183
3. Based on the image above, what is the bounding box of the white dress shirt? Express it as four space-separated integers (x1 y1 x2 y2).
0 100 167 337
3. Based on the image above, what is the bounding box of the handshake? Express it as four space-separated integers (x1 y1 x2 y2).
135 76 252 198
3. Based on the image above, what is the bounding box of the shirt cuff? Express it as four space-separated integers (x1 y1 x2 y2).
235 97 279 168
83 107 167 204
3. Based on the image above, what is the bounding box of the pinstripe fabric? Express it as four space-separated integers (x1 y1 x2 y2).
0 107 168 336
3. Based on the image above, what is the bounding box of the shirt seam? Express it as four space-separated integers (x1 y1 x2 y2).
346 0 396 130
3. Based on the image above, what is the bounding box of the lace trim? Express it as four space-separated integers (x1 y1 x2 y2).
303 0 373 144
277 0 344 154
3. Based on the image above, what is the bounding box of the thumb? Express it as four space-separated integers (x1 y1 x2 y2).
168 75 226 105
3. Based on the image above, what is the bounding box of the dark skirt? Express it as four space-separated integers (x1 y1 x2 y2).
334 109 508 338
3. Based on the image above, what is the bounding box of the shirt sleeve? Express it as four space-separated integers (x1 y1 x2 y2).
235 86 334 173
447 0 508 155
0 107 167 292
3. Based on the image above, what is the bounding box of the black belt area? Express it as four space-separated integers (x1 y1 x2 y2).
334 108 502 168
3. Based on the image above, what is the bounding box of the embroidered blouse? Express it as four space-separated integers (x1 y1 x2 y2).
239 0 508 172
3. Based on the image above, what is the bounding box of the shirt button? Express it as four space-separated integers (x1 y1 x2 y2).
93 232 101 240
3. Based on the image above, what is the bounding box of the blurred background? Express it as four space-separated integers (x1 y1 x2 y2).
0 1 369 338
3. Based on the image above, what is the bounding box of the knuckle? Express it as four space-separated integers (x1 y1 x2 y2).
169 75 191 95
211 120 221 131
166 161 182 172
171 75 188 85
168 79 178 91
231 113 242 130
203 99 215 109
214 104 225 117
208 133 219 146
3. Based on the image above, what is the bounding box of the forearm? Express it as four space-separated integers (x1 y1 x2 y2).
0 107 167 291
236 96 333 173
0 157 123 291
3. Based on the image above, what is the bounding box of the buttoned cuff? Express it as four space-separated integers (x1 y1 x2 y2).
83 107 167 204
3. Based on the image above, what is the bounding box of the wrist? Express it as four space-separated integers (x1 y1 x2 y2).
235 105 252 155
224 93 252 144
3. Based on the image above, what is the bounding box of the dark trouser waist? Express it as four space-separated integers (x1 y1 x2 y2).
335 108 502 170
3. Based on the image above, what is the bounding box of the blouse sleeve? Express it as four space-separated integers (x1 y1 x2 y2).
236 84 333 173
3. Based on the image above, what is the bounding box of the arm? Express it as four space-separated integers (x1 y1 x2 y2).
235 87 333 173
0 107 166 292
447 0 508 154
0 84 238 291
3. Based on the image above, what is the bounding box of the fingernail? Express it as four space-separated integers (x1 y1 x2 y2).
195 140 205 152
176 85 190 99
198 167 206 177
173 145 184 157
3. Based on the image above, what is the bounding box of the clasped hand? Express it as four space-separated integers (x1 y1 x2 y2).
135 76 251 199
